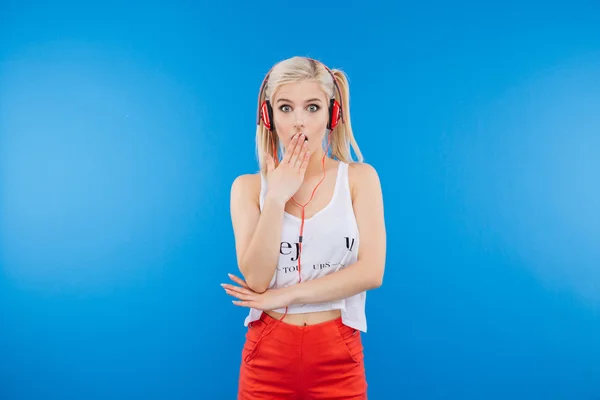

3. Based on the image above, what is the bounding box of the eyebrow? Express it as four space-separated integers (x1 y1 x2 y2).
276 98 323 104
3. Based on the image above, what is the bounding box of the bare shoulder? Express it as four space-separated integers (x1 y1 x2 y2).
230 173 262 205
347 162 382 201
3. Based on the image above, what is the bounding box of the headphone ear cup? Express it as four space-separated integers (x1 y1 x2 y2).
261 100 274 131
328 99 342 130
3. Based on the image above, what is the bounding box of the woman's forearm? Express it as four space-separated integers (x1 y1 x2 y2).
239 194 286 293
283 260 383 305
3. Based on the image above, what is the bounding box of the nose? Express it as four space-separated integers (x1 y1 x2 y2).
292 108 305 128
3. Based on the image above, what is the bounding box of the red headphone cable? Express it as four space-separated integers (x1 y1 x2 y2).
269 131 332 324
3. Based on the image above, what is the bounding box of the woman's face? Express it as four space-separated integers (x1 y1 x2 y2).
271 80 329 155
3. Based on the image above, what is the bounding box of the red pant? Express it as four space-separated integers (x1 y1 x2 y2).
238 312 367 399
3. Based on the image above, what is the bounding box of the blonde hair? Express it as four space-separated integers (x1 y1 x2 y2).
255 56 364 173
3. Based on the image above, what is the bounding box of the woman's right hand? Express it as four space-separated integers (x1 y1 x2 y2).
265 133 310 203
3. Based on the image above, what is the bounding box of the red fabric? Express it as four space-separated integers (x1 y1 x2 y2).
238 312 368 399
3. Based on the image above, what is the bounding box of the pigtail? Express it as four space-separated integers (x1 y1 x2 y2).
329 69 364 164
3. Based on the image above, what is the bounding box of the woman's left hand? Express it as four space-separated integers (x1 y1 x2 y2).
222 274 293 311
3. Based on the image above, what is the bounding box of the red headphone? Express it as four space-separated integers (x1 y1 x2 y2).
254 58 346 326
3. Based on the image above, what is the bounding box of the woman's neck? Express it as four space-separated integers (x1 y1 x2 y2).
304 149 336 179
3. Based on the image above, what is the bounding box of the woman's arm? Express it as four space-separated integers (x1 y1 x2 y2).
230 174 285 293
282 163 386 304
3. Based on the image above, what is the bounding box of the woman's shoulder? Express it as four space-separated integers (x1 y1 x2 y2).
347 161 379 176
230 172 262 203
347 162 381 199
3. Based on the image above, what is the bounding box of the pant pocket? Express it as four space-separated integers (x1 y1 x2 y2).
336 323 364 364
242 319 268 364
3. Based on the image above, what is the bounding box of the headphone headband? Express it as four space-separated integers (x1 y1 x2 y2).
255 57 345 126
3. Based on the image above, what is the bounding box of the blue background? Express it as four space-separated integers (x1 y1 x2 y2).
1 1 600 399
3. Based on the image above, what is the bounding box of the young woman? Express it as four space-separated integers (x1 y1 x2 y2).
223 56 386 399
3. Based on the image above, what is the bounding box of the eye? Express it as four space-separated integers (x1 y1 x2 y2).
307 104 320 112
279 105 292 112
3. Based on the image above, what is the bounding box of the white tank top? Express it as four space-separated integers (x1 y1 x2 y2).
244 161 368 332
